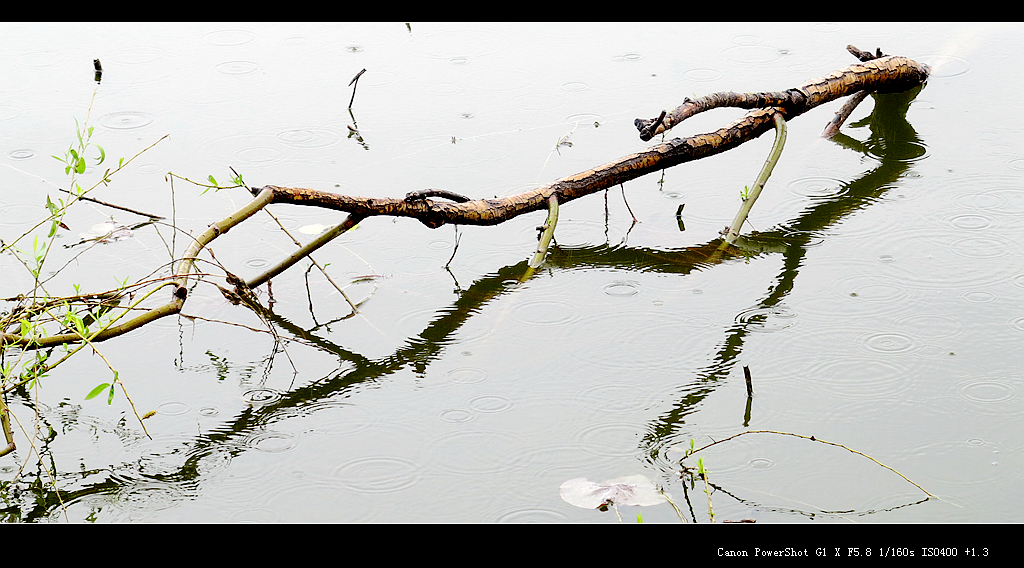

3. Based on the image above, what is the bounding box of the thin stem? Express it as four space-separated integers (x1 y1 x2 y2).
723 111 787 245
688 430 935 499
526 193 560 275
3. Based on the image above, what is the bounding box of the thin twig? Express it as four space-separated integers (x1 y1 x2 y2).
722 111 787 245
348 68 366 109
687 430 935 499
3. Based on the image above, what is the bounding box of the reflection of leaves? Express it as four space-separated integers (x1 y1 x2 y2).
559 475 667 509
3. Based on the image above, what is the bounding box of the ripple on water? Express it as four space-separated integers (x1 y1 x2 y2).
683 68 724 82
723 44 782 65
245 431 299 453
215 60 260 75
786 176 848 201
201 134 287 166
567 311 711 372
564 112 604 127
16 51 63 67
242 387 282 406
895 439 1008 488
945 212 995 231
468 394 513 414
894 313 966 341
108 46 169 65
949 175 1024 213
496 507 569 523
511 299 580 327
858 331 918 354
601 279 641 297
611 52 644 62
573 422 642 458
956 378 1017 405
332 456 423 493
445 367 489 385
203 29 257 46
0 204 43 227
275 127 343 149
439 408 475 423
414 27 512 59
297 400 377 436
99 111 155 130
560 81 590 92
734 303 798 333
833 273 913 306
423 82 464 96
155 400 190 416
466 65 540 92
7 149 36 160
892 230 1017 291
921 54 971 78
805 357 913 400
425 429 530 475
572 382 659 414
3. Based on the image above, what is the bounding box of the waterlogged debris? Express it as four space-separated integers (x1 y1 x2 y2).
559 474 667 510
299 223 327 235
79 220 132 243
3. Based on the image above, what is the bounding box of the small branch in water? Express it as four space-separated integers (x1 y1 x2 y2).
722 111 787 245
822 90 870 138
348 68 366 110
685 430 936 499
446 225 461 269
527 193 560 271
743 365 753 397
620 183 638 223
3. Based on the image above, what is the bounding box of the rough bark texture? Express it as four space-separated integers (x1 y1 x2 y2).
635 55 929 140
258 53 929 230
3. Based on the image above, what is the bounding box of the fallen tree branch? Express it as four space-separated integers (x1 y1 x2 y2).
257 51 928 236
1 46 929 353
635 51 928 140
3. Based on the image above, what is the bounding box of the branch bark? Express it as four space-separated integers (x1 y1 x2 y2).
260 52 928 232
1 46 929 354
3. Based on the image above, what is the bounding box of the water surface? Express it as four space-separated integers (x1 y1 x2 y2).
1 22 1022 523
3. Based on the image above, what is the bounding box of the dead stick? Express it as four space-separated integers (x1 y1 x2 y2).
348 68 366 109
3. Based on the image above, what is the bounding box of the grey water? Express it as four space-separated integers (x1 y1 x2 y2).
1 22 1022 524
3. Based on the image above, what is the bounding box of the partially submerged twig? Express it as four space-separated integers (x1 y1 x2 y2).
685 430 935 499
821 45 890 138
722 111 787 245
348 68 366 109
527 193 560 272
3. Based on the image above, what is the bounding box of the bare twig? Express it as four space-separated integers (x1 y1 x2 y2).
348 68 366 109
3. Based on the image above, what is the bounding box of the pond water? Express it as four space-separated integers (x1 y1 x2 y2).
1 22 1022 524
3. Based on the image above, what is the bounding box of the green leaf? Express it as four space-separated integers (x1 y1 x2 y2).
85 382 111 400
107 383 115 405
75 156 86 174
94 144 105 165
